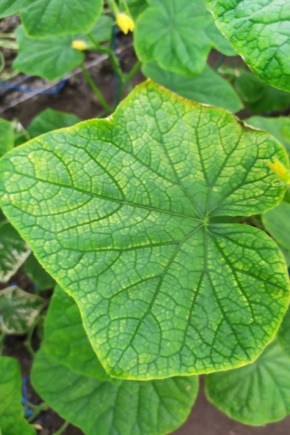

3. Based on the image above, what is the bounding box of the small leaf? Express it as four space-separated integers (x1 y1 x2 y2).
234 71 290 115
0 286 44 334
127 0 148 20
33 348 198 435
246 116 290 154
0 119 14 158
0 221 30 283
134 0 233 77
24 254 55 291
44 286 111 380
20 0 102 38
0 81 289 380
262 201 290 251
142 62 243 112
27 109 81 139
206 339 290 425
207 0 290 92
13 17 112 80
0 357 35 435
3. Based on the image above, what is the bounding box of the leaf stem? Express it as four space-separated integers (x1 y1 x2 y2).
52 420 70 435
87 33 123 80
80 64 112 112
0 330 5 356
124 59 142 83
27 402 49 422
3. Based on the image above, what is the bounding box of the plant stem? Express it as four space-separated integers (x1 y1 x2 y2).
0 331 5 356
124 60 142 83
87 33 123 80
27 402 49 422
81 64 112 112
52 420 70 435
24 314 43 358
0 33 15 38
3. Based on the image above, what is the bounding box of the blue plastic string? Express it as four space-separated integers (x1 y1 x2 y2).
0 76 67 94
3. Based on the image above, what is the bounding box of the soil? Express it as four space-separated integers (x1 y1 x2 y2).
1 22 290 435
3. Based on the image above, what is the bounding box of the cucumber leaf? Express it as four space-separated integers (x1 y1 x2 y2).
278 307 290 356
24 254 55 291
0 357 35 435
0 0 103 38
0 119 14 158
0 221 30 283
0 81 289 380
142 62 242 112
134 0 235 77
246 117 290 154
0 286 44 334
207 0 290 92
262 201 290 252
206 339 290 425
27 109 81 139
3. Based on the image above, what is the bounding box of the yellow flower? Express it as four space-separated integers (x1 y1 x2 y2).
71 40 88 51
267 158 290 184
116 13 134 34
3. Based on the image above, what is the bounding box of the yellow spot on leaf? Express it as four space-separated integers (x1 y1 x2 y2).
71 40 88 51
267 158 290 184
116 13 135 34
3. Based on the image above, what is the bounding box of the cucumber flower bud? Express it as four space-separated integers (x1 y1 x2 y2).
267 158 290 184
116 12 135 34
71 40 88 51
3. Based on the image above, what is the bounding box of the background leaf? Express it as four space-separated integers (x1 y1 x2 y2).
24 254 55 291
205 339 290 425
21 0 103 38
246 116 290 153
262 201 290 251
142 62 243 112
278 307 290 356
134 0 233 77
0 81 289 380
0 286 44 334
0 221 30 283
0 119 14 158
13 17 112 80
27 109 81 139
0 357 35 435
207 0 290 92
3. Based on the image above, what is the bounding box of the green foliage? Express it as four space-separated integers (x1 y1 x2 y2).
262 202 290 251
32 286 199 435
0 82 289 382
206 339 290 425
27 109 81 139
278 308 290 356
142 62 243 112
0 357 35 435
0 220 30 283
234 71 290 114
0 286 44 334
0 119 14 158
43 286 112 380
247 117 290 153
0 0 103 38
24 254 55 291
134 0 234 77
207 0 290 92
13 16 112 80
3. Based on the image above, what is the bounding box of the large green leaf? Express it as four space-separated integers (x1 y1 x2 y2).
27 109 81 139
0 357 35 435
142 62 242 112
0 220 30 283
44 286 111 380
206 339 290 425
0 81 289 380
262 201 290 251
1 0 103 38
13 17 112 80
134 0 234 77
247 117 290 154
32 348 198 435
0 119 14 158
207 0 290 92
0 286 44 334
